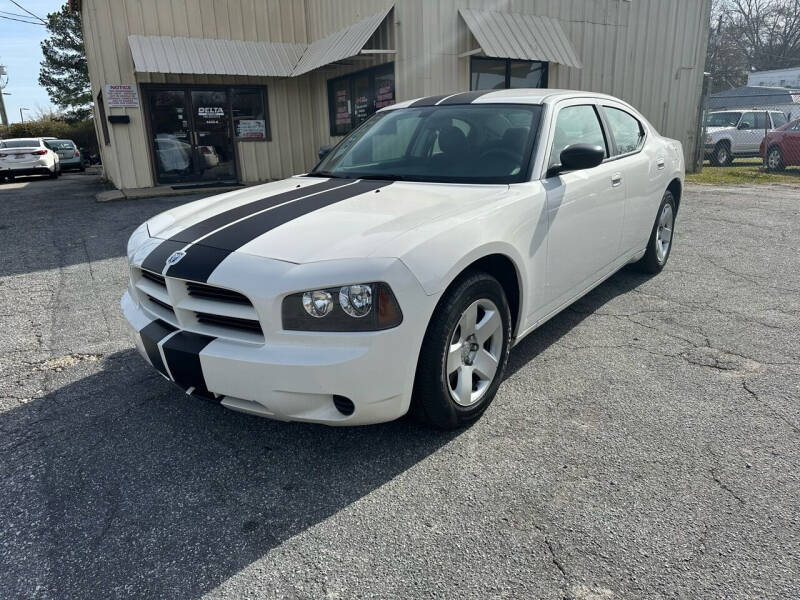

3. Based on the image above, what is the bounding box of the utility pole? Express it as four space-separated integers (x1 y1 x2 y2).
0 64 8 127
20 107 29 123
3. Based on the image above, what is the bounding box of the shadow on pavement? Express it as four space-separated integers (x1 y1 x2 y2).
0 349 460 598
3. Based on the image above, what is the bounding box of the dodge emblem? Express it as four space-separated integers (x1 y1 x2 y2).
166 251 186 266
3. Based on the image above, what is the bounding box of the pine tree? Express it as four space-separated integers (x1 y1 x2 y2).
38 4 91 121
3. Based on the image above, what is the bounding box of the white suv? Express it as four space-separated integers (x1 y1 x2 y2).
0 138 61 181
704 110 789 166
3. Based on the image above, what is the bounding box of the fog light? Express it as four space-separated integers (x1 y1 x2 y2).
302 290 334 318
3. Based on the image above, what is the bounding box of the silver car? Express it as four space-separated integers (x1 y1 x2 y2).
49 139 85 172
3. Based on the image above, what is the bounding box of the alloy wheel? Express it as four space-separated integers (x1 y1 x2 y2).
768 149 782 170
446 298 504 407
655 203 674 264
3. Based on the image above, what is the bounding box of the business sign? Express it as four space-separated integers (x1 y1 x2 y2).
105 84 139 108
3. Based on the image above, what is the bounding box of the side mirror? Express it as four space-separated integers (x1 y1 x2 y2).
318 145 333 161
550 144 605 176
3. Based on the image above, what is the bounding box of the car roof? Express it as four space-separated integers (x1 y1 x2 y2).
2 137 42 143
389 88 626 110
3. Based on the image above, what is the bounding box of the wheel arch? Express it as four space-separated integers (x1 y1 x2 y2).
436 251 525 339
667 178 682 213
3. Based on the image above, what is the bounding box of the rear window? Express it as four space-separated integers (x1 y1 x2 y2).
0 139 40 148
51 140 76 150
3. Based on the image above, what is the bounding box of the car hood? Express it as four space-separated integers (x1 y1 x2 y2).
146 176 511 263
705 126 734 136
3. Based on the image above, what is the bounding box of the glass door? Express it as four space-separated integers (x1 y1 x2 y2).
149 89 195 184
190 89 236 182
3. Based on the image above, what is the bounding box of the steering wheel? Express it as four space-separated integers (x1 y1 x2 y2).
478 147 521 171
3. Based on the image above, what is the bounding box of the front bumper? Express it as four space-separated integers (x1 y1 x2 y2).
121 252 437 426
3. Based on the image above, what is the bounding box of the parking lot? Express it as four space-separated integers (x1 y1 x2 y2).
1 173 798 599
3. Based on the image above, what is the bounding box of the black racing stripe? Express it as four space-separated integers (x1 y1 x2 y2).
140 179 350 273
139 319 177 377
161 331 215 393
437 90 493 105
409 94 453 107
166 179 393 282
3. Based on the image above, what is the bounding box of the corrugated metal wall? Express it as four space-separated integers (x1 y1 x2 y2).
82 0 710 190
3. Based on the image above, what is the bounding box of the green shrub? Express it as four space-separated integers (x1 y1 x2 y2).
1 118 98 154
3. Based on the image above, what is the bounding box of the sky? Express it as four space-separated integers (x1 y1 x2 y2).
0 1 64 123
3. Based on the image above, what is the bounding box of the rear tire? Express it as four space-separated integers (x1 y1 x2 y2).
710 142 733 167
765 146 785 172
636 190 676 274
410 272 512 429
48 169 58 179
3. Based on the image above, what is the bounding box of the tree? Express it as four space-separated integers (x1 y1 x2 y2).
38 3 92 121
706 0 800 92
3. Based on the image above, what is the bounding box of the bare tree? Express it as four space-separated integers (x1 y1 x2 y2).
706 0 800 91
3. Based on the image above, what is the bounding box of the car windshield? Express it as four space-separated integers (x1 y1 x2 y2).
705 112 741 128
310 104 542 184
0 139 40 148
51 140 75 150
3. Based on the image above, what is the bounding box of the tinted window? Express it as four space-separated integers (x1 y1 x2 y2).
0 139 40 148
753 112 768 129
739 112 767 129
471 57 548 90
51 140 76 150
706 112 741 127
327 63 395 137
312 104 541 184
771 112 788 127
604 107 645 154
549 105 607 167
791 120 800 131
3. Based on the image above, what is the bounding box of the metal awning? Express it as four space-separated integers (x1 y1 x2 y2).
459 8 582 69
291 5 394 76
128 35 306 78
129 5 393 79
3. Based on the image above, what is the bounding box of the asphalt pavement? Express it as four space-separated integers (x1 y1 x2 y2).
1 173 798 599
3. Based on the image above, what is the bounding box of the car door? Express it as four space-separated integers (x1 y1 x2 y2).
540 101 626 313
599 102 655 254
785 120 800 165
730 112 754 154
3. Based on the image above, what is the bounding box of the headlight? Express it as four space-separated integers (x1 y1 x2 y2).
126 222 150 259
705 135 713 144
283 282 402 331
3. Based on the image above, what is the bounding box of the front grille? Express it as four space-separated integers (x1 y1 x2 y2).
196 312 262 333
141 269 166 287
147 295 174 314
186 281 250 305
133 268 263 342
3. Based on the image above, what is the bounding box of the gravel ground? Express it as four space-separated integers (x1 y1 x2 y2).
1 174 798 599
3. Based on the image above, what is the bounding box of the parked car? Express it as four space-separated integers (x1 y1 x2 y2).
760 118 800 171
0 138 61 181
198 145 221 169
704 110 789 166
154 134 192 173
49 139 85 172
123 89 684 428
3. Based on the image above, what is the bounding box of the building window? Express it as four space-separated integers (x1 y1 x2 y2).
96 90 110 145
470 57 548 91
327 63 395 136
231 87 270 140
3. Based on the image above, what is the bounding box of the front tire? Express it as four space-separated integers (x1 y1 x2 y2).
411 272 512 429
710 142 733 167
765 147 785 172
637 190 676 274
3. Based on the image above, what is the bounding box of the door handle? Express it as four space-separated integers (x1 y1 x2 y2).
656 158 666 170
611 173 622 187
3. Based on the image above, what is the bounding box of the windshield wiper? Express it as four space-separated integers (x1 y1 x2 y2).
354 174 408 181
307 170 352 179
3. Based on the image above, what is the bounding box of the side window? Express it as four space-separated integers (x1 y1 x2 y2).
753 112 768 130
739 112 755 129
792 121 800 131
549 105 607 167
771 112 788 128
603 107 645 155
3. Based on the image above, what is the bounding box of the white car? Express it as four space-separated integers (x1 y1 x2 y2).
704 110 789 166
0 138 61 181
123 89 684 428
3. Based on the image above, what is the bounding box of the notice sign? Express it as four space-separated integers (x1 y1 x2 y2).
236 119 266 138
105 84 139 108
